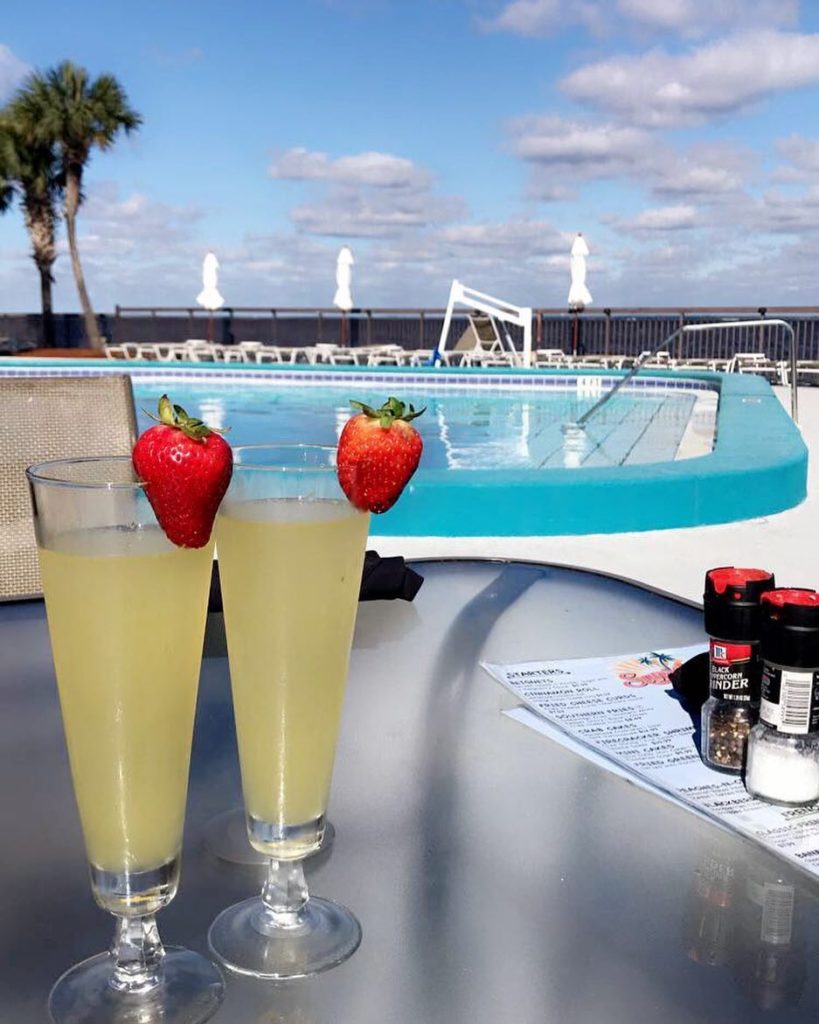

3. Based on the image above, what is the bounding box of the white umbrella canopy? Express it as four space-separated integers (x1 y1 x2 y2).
333 246 354 312
567 233 592 310
197 251 224 311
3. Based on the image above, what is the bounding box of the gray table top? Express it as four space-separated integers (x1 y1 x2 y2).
2 558 819 1023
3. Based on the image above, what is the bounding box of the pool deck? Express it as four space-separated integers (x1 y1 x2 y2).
376 384 817 604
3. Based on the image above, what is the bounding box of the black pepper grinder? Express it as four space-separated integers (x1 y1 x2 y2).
702 567 775 774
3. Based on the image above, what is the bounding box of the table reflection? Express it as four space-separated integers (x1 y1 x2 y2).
686 839 806 1010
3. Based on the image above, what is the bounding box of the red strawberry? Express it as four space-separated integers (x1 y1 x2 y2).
337 396 424 513
133 395 233 548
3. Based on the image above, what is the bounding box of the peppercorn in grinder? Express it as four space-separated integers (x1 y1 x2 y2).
701 568 775 774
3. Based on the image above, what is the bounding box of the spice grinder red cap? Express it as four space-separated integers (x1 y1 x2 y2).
761 588 819 667
704 567 776 641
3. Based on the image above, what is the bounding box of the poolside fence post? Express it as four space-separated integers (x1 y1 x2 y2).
678 312 686 361
604 309 611 357
573 310 584 355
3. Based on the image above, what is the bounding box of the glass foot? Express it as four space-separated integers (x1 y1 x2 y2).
49 947 224 1024
208 895 361 979
203 808 335 865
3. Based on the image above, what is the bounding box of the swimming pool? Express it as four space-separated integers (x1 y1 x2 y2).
130 381 702 471
0 360 807 535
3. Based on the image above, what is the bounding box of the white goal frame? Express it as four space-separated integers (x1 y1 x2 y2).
431 280 533 367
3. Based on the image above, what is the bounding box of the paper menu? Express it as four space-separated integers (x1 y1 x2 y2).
483 646 819 879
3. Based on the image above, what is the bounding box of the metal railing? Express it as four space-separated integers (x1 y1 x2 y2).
2 305 818 362
575 319 799 427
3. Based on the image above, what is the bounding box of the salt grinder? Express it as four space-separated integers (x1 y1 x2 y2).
745 590 819 806
701 568 775 774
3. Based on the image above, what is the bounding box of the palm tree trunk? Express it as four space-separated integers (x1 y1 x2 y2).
65 170 103 350
24 204 58 348
38 264 55 347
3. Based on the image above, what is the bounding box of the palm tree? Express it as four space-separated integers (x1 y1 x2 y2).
10 62 141 350
0 117 62 347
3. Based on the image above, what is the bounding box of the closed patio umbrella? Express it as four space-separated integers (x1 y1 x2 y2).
568 233 592 355
197 251 224 341
568 233 592 310
334 246 354 346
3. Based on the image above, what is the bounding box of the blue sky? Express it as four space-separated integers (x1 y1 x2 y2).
2 0 819 312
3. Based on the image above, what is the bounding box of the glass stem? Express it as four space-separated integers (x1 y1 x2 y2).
109 914 165 994
261 859 309 929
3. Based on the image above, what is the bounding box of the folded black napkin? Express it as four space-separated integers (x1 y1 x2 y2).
360 550 424 602
208 550 423 614
669 650 709 711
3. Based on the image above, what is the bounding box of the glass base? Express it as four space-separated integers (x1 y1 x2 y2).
49 947 224 1024
208 895 361 979
90 859 179 917
203 808 335 866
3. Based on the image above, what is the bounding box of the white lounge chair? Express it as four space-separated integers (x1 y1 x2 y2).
182 339 219 362
237 342 264 363
312 343 359 365
727 352 786 383
366 345 408 366
534 348 568 368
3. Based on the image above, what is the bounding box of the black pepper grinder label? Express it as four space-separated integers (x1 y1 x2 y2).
760 663 819 734
709 639 759 701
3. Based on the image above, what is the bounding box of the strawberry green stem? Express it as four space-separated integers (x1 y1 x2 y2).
350 396 425 429
145 393 225 440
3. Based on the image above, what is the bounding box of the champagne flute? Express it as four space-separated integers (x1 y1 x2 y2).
208 445 369 978
28 456 224 1024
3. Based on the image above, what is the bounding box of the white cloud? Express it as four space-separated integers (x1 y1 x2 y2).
617 0 796 36
774 134 819 180
76 183 203 257
507 115 652 175
289 187 466 238
482 0 795 38
653 165 741 197
22 182 210 310
608 204 699 233
531 183 578 201
276 148 464 239
650 142 752 197
507 115 754 205
438 219 569 256
755 187 819 233
269 147 431 189
561 30 819 127
0 44 29 101
479 0 605 37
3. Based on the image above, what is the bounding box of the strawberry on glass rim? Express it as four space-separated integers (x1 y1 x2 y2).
337 396 424 514
132 394 233 548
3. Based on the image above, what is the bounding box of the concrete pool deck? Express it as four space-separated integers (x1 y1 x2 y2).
374 385 816 605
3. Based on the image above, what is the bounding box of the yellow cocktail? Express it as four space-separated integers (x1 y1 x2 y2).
208 444 369 979
39 526 213 875
28 455 223 1024
216 498 369 842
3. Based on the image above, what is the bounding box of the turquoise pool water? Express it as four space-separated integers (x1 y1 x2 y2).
0 360 806 534
133 382 698 470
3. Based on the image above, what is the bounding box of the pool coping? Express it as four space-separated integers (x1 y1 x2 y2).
0 359 807 535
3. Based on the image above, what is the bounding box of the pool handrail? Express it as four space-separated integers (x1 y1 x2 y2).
574 318 798 428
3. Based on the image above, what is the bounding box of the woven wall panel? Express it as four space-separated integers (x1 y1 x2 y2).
0 376 136 600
